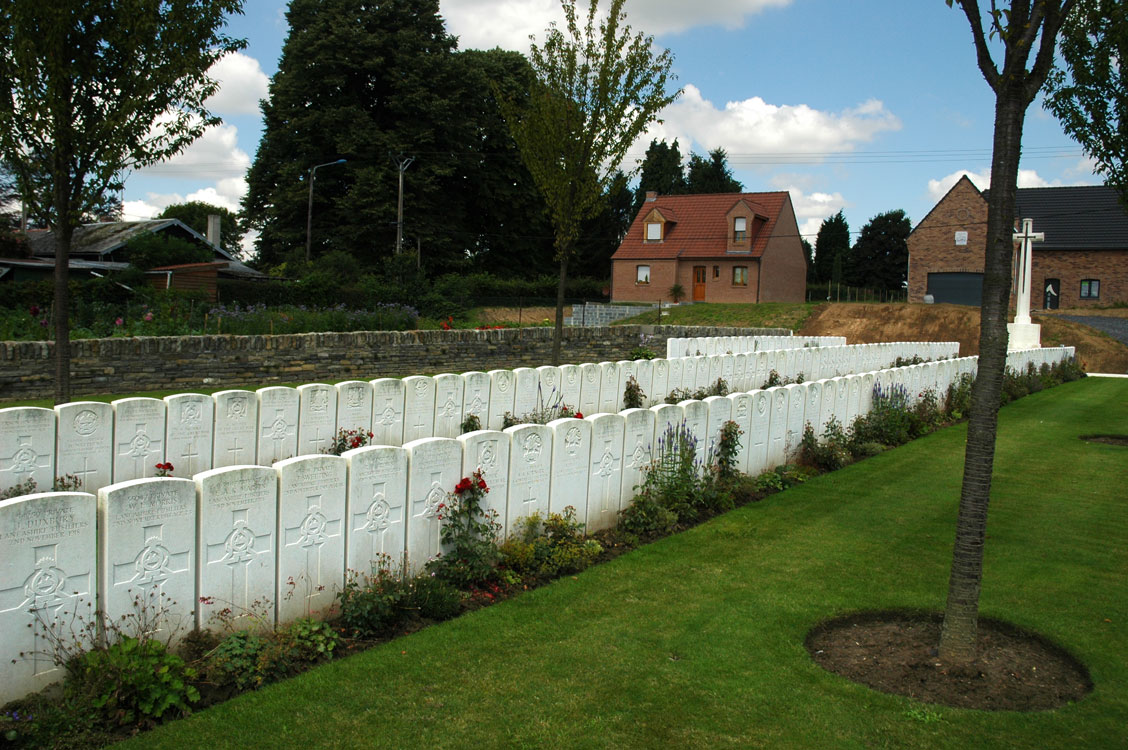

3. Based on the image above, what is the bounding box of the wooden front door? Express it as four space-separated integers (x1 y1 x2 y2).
693 266 706 301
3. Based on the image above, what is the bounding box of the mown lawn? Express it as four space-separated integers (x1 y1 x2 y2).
614 301 819 331
124 378 1126 749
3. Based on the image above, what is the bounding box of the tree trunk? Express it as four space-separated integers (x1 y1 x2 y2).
53 181 73 405
552 251 569 366
938 82 1027 663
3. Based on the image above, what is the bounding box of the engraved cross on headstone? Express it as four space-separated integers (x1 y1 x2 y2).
1 435 50 482
207 508 270 607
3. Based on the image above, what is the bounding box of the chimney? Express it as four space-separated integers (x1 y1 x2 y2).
645 191 657 202
206 214 222 249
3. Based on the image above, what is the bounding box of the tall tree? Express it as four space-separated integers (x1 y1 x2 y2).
158 201 247 257
813 210 850 285
244 0 459 271
500 0 679 364
939 0 1078 664
575 170 634 278
0 0 244 403
685 148 743 194
632 138 686 214
801 238 815 284
849 209 911 290
1043 0 1128 205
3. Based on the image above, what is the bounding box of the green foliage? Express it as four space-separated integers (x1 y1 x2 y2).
123 232 214 270
401 574 463 622
460 414 482 434
668 282 686 304
629 346 657 360
847 209 911 291
336 563 411 639
427 470 502 588
499 507 602 579
617 490 679 538
157 201 246 257
65 636 199 727
1044 0 1128 205
622 375 646 409
799 418 851 473
322 427 375 456
813 210 850 285
664 377 730 404
685 148 743 194
713 420 743 482
850 383 914 448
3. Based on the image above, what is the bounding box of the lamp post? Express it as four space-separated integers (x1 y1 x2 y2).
305 158 346 262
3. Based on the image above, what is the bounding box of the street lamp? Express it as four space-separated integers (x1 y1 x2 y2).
305 158 347 262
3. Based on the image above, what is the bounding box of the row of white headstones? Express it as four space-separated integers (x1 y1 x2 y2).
0 343 1073 705
665 335 846 358
1 339 955 499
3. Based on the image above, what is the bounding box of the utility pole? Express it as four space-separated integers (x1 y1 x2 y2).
392 154 414 254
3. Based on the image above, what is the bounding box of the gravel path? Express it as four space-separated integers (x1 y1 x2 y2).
1060 315 1128 347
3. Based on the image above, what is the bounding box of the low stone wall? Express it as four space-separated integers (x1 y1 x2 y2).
0 325 791 401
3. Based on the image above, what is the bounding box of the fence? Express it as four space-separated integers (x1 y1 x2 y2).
0 342 1074 704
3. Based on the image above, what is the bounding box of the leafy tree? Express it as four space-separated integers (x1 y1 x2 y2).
244 0 459 270
685 148 743 194
500 0 679 364
801 238 815 283
574 171 634 279
1043 0 1128 206
123 233 212 270
940 0 1079 664
157 201 246 257
633 138 686 214
813 210 849 285
848 210 911 290
0 0 244 402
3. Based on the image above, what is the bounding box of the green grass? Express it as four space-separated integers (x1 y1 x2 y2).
614 301 820 330
121 377 1127 749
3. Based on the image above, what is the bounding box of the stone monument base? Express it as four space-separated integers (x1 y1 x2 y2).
1007 321 1042 350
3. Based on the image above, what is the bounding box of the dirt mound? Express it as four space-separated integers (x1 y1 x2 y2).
798 303 1128 374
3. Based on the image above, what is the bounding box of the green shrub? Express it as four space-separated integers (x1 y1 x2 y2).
712 420 743 482
850 383 913 448
617 491 679 538
499 507 602 579
945 373 974 419
623 375 646 409
799 418 851 472
336 563 407 639
65 636 198 726
402 574 463 621
427 470 502 588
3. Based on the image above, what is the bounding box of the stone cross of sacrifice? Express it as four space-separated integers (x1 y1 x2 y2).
1012 218 1043 324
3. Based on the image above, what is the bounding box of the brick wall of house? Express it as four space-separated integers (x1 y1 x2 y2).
610 259 679 302
759 198 808 302
0 324 790 402
908 177 990 303
1033 249 1128 309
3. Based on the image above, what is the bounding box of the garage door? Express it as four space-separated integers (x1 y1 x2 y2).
927 272 983 306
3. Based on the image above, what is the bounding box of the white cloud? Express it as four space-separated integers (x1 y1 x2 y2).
637 86 901 163
204 52 270 116
139 122 251 178
785 187 848 240
925 167 1079 202
443 0 792 51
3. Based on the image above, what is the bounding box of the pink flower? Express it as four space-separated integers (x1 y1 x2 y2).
115 317 123 326
144 311 154 322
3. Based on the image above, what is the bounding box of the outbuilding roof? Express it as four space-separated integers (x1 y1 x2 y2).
1010 185 1128 250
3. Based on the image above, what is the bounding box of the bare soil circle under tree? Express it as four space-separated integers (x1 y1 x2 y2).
805 611 1092 711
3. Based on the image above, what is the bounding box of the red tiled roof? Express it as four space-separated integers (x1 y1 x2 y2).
612 191 791 260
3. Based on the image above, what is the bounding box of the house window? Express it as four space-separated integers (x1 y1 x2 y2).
1080 279 1100 299
646 222 662 241
636 265 650 285
733 266 748 286
713 265 720 278
733 217 747 242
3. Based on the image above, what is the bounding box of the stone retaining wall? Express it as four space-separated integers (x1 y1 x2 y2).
0 325 791 401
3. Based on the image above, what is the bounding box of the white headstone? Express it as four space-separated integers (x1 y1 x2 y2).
257 387 300 466
833 377 851 429
765 387 789 468
297 383 338 456
432 374 465 439
275 455 346 622
213 390 258 469
651 359 669 406
459 430 511 538
578 363 601 417
680 399 709 451
404 437 462 575
650 403 685 451
196 465 277 629
559 365 582 414
586 413 625 532
694 356 711 391
733 353 749 392
806 380 826 437
746 390 770 475
55 401 113 493
371 378 406 447
344 445 408 576
0 491 96 704
615 360 636 413
703 395 733 465
784 383 808 460
633 359 654 408
403 376 437 444
164 394 214 478
621 408 656 503
0 407 55 495
461 372 491 432
598 362 620 414
666 357 684 396
860 372 876 416
709 355 724 388
513 367 541 422
504 424 552 533
537 366 563 406
112 398 167 483
727 392 753 474
336 381 374 436
547 417 590 520
487 369 516 430
98 477 195 640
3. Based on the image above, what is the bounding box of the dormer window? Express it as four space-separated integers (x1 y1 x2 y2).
646 222 662 241
733 217 747 242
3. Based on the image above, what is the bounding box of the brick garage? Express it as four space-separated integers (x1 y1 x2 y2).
909 176 1128 308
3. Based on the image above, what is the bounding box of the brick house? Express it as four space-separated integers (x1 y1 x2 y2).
610 191 807 303
908 176 1128 308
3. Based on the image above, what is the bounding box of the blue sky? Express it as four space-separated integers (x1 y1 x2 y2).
120 0 1096 253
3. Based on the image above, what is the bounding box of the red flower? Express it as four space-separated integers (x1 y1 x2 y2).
455 477 473 493
574 412 583 419
477 478 488 491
